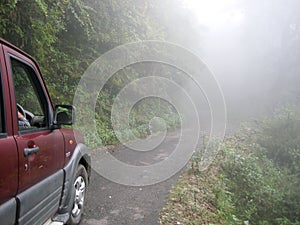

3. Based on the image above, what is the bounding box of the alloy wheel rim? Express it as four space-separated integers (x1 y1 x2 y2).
72 176 86 217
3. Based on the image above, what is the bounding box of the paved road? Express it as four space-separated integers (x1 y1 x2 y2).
80 130 197 225
80 169 180 225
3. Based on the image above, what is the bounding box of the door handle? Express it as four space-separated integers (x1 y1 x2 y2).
24 146 40 157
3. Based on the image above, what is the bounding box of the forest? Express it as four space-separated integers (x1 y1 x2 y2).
1 0 193 146
1 0 299 224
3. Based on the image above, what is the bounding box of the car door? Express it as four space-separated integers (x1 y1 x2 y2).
0 43 18 225
3 46 66 225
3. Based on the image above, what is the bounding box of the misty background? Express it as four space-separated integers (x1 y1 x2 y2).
177 0 300 126
2 1 299 223
1 0 300 139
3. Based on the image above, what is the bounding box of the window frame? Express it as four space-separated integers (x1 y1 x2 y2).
9 55 50 134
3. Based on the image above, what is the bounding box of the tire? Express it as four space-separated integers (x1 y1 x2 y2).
68 165 88 225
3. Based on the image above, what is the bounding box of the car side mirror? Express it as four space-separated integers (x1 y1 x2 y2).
53 105 76 127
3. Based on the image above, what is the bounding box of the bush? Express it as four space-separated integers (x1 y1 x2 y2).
160 106 300 225
220 106 300 224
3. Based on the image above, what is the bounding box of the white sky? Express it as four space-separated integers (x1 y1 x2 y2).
183 0 245 29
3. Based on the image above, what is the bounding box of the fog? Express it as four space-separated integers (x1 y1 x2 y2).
177 0 300 126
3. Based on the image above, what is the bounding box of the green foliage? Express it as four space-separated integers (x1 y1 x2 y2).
250 106 300 175
160 165 221 225
221 139 288 224
1 0 190 146
0 0 94 106
215 107 300 224
161 106 300 225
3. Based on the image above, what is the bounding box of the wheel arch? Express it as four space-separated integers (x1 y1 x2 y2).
79 154 91 183
56 143 91 218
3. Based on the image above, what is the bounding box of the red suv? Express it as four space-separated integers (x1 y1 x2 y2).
0 38 91 225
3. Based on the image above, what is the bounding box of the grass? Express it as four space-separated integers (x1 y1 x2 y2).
160 155 224 225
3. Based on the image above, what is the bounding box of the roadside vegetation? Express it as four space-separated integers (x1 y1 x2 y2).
2 2 300 223
160 106 300 225
0 0 191 147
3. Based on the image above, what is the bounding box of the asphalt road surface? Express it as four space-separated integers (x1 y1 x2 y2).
80 129 199 225
80 169 180 225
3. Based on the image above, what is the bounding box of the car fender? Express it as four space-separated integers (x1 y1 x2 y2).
58 143 91 214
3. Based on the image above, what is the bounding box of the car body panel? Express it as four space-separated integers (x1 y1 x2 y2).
0 198 16 225
0 38 91 225
17 170 63 225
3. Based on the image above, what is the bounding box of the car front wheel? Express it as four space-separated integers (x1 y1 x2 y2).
68 165 88 225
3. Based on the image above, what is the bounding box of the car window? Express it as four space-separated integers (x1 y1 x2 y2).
10 58 48 131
